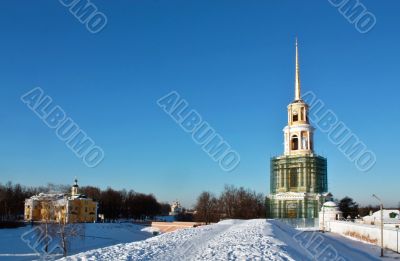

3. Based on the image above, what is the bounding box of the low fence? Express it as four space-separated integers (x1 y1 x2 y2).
326 221 400 253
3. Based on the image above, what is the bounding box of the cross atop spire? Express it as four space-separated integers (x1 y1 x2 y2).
295 37 301 101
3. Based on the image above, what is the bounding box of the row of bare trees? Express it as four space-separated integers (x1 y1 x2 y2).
0 182 47 221
0 182 76 222
194 185 266 224
0 182 170 223
79 186 170 220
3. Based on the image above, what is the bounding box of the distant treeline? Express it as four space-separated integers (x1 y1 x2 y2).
0 182 170 222
1 182 388 224
193 187 392 224
79 186 170 220
0 182 41 221
194 185 267 224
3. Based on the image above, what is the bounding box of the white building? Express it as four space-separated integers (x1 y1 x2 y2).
362 209 400 227
169 201 183 216
319 201 343 230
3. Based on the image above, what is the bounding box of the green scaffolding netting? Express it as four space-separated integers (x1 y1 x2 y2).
266 155 328 218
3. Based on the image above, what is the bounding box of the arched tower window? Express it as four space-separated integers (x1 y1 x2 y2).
291 135 299 150
290 168 298 188
301 132 308 150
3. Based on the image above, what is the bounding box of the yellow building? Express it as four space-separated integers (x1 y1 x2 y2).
24 179 98 223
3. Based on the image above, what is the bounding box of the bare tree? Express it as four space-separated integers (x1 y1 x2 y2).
52 204 84 257
218 185 266 219
40 200 55 254
38 200 84 257
219 185 237 218
194 192 219 224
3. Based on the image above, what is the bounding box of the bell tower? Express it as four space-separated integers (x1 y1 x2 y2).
266 39 330 219
284 39 314 156
71 178 79 196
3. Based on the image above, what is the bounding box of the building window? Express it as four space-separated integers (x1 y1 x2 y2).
301 132 308 150
291 135 299 150
290 168 298 188
293 114 298 122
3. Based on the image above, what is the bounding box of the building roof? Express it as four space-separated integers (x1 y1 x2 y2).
363 209 400 224
28 193 65 201
26 192 96 203
323 201 338 207
69 194 90 200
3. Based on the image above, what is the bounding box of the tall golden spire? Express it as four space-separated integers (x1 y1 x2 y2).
295 38 301 101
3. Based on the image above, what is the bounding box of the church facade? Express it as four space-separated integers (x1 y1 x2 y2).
24 179 98 223
266 40 331 218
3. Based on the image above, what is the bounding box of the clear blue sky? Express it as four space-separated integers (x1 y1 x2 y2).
0 1 398 207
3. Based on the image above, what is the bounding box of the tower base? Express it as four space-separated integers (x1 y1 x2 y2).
266 192 332 218
266 155 330 218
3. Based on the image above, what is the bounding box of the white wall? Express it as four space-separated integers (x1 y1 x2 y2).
326 221 400 252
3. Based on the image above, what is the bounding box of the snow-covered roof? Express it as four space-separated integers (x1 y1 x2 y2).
27 192 95 202
28 193 65 201
69 194 89 200
369 209 399 219
323 201 337 207
363 209 400 224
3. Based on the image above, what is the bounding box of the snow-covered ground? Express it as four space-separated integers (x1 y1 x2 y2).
60 219 400 261
0 223 154 261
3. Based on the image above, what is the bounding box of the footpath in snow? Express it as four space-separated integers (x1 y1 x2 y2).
60 219 393 261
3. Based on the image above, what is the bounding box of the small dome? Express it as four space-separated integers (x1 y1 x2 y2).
323 201 337 207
